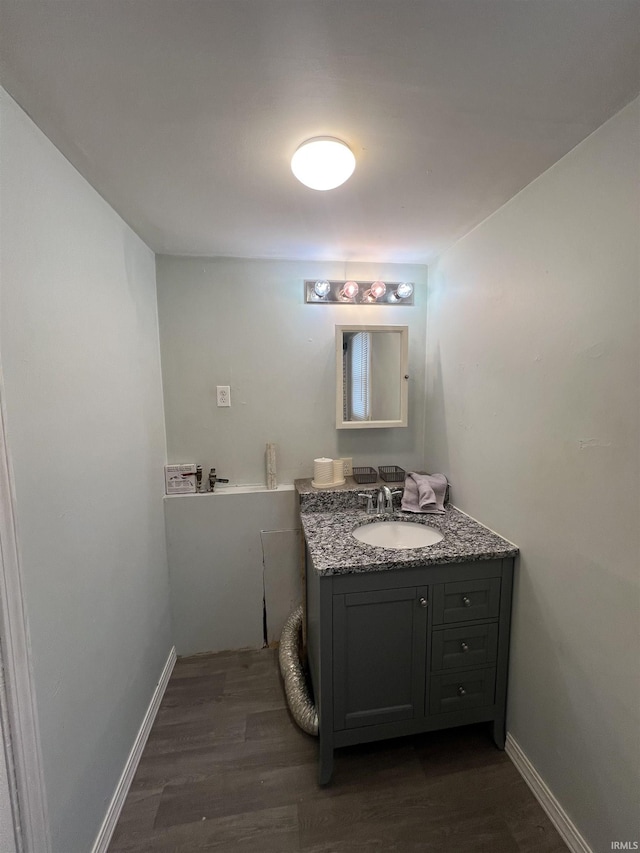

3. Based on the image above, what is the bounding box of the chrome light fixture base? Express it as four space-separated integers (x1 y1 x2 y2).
304 280 414 305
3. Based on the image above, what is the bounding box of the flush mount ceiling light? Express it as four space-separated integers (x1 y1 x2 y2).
291 137 356 191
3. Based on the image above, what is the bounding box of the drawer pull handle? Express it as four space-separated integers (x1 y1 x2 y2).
418 597 428 608
457 686 466 696
462 596 472 607
460 642 469 652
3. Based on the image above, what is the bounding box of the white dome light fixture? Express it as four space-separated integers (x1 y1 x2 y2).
291 137 356 191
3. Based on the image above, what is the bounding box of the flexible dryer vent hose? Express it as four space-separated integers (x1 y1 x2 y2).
278 604 318 736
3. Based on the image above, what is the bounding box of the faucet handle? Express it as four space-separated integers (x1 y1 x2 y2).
389 489 403 510
358 493 375 514
207 468 229 491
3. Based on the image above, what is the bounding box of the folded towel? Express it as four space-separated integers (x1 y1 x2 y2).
400 475 421 512
401 472 448 514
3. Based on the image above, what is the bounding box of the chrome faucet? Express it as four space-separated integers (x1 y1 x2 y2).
359 486 402 515
377 485 402 514
377 485 392 514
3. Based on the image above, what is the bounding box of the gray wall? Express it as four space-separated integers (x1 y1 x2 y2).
156 257 428 654
156 257 428 484
425 98 639 851
0 89 172 853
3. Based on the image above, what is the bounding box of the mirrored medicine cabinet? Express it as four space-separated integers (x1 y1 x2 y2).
336 325 409 429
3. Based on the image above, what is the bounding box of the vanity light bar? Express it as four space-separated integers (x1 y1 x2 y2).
304 280 414 306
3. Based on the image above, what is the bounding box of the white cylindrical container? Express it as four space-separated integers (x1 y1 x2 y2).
332 459 344 483
313 457 333 484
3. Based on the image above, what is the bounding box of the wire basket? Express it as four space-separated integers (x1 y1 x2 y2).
378 465 406 483
352 466 378 484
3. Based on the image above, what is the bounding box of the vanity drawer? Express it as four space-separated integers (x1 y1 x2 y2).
431 623 498 671
429 667 496 715
432 578 501 624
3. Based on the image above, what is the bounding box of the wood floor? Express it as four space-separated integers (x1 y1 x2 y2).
109 648 568 853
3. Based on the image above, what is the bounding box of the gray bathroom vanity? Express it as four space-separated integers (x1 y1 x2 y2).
296 480 519 784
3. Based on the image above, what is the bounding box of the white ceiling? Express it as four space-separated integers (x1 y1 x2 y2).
1 1 638 263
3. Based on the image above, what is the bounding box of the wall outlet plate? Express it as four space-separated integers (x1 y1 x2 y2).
341 457 353 476
216 385 231 407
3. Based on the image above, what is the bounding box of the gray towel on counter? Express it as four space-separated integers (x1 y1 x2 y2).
401 472 448 514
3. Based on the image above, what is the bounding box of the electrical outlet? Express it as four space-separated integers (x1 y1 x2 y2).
216 385 231 407
341 457 353 476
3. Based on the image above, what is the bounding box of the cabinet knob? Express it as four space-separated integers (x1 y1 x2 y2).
457 686 467 697
418 597 428 608
462 596 472 607
460 642 469 652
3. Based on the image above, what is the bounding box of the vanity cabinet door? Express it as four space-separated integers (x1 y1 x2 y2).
332 586 428 731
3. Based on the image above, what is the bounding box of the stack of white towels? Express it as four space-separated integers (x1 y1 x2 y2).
401 472 448 514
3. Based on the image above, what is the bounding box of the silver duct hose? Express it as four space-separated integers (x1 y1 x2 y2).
278 604 318 736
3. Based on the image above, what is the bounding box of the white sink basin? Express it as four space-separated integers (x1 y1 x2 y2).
352 520 444 549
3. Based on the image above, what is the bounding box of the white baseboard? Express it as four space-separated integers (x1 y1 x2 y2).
91 646 177 853
505 732 593 853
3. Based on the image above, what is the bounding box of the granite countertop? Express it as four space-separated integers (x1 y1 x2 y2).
296 475 390 494
300 505 519 576
296 476 406 512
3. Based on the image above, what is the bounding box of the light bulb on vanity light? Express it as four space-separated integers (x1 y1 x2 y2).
339 280 359 300
363 280 387 302
389 281 415 302
396 282 414 299
314 280 331 298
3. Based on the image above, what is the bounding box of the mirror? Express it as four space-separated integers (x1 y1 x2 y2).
336 325 409 429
